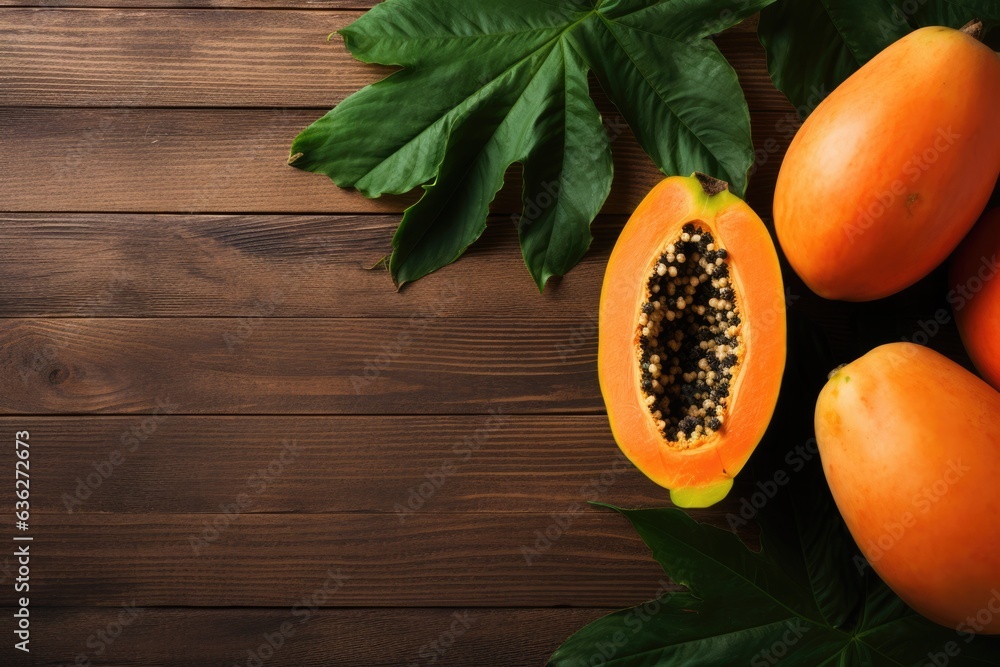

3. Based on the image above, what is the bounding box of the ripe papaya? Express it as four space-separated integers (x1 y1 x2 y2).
952 209 1000 390
774 22 1000 301
598 174 785 508
816 343 1000 632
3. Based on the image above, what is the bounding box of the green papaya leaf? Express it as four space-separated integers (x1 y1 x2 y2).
289 0 773 289
759 0 997 114
757 0 910 114
548 472 1000 665
755 454 864 629
945 0 1000 22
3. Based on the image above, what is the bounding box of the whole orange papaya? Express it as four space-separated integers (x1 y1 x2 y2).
951 209 1000 390
775 23 1000 301
816 343 1000 632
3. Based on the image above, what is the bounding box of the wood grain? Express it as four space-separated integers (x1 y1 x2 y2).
0 108 795 214
0 1 375 5
0 214 621 317
0 212 969 341
0 0 764 31
30 513 669 606
11 415 668 513
2 210 964 332
0 4 808 661
0 317 605 414
9 607 614 667
0 9 787 110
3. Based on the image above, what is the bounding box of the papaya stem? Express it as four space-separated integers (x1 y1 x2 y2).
960 19 983 41
694 172 729 197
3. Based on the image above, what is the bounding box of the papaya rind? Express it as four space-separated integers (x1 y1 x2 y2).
598 174 786 508
669 478 735 509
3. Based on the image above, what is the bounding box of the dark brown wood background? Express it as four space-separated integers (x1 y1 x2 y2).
0 3 984 666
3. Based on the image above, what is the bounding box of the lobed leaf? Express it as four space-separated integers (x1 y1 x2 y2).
290 0 770 288
758 0 997 114
549 462 1000 665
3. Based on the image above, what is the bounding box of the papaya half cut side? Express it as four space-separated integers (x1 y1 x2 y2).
598 174 786 508
952 209 1000 390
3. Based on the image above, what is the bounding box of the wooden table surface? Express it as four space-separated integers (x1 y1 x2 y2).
0 2 983 666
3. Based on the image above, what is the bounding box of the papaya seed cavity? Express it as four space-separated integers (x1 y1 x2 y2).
637 224 743 448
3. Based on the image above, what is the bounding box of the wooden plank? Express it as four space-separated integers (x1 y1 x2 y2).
0 9 787 110
0 108 794 214
0 214 625 317
0 216 970 362
0 213 597 317
0 225 967 365
12 415 667 513
29 513 670 606
0 9 383 109
0 1 374 6
12 209 966 324
0 5 759 30
12 607 615 667
0 1 763 27
0 317 604 414
0 1 762 35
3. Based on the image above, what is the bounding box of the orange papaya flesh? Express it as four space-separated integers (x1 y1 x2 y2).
774 23 1000 302
951 209 1000 390
598 174 786 508
816 343 1000 633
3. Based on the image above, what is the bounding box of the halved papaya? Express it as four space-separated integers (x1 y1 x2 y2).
598 174 786 508
774 22 1000 301
952 209 1000 390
